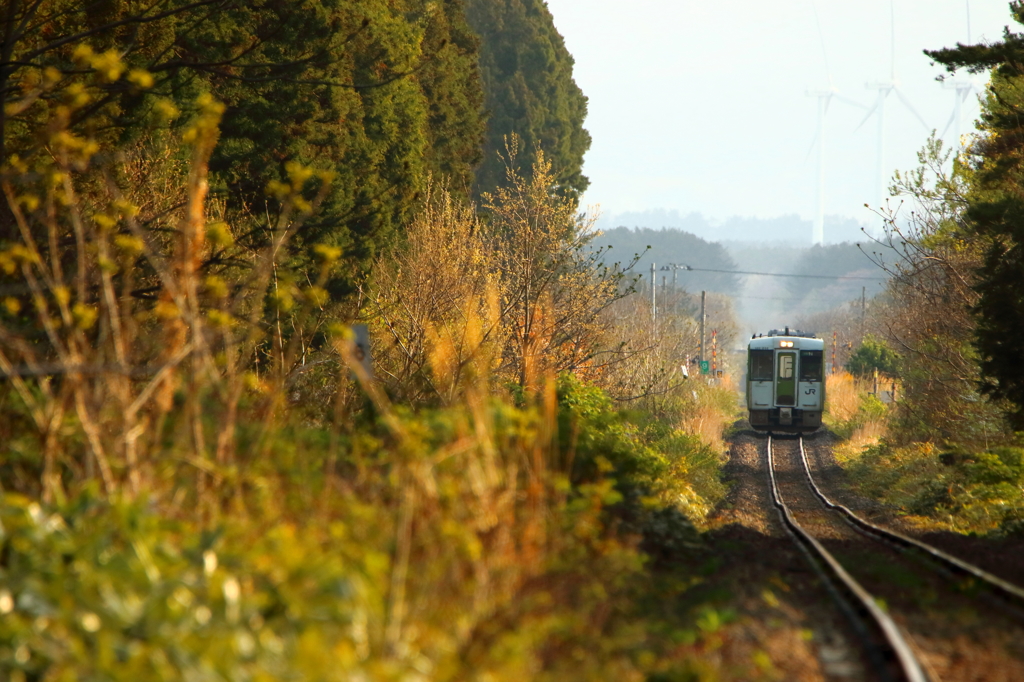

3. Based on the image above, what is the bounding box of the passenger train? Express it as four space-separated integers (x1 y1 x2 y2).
746 328 824 433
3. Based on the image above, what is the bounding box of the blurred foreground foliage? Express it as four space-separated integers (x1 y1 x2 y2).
0 379 734 681
0 30 739 679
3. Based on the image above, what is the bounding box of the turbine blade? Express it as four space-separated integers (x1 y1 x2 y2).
894 88 930 130
854 99 881 132
833 93 870 110
805 131 819 162
940 109 956 139
806 89 829 161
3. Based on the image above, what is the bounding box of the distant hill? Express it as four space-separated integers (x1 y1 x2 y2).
785 242 886 307
591 210 868 245
589 226 740 296
725 240 888 336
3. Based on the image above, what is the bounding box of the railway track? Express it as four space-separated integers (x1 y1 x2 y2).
767 435 1024 682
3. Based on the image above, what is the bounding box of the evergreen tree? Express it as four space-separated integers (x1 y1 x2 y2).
418 0 487 199
1 0 487 289
927 2 1024 426
463 0 590 202
846 335 901 378
182 0 486 281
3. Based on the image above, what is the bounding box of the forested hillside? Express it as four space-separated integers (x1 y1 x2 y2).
591 226 740 296
596 210 867 245
783 243 885 310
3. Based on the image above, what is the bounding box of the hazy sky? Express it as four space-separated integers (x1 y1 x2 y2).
544 0 1011 231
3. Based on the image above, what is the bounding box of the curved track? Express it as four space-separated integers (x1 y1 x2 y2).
796 438 1024 610
767 435 927 682
767 434 1024 681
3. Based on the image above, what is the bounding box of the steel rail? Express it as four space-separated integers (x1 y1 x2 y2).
798 439 1024 607
767 436 927 682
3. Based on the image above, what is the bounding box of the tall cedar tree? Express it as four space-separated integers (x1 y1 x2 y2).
926 2 1024 427
463 0 591 202
1 0 485 289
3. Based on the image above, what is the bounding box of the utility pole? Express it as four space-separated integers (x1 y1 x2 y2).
650 262 656 325
861 286 866 338
699 290 707 363
672 268 678 315
832 331 837 375
712 329 718 376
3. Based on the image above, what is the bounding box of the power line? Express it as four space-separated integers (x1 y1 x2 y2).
735 294 871 302
676 265 886 281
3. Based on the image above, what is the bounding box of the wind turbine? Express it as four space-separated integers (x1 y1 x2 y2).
806 87 867 245
939 1 983 150
805 1 867 245
940 79 982 149
855 0 930 209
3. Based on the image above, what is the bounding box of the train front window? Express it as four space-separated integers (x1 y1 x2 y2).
749 350 773 381
799 350 823 381
778 354 794 379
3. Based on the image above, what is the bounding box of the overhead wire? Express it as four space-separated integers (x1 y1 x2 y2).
735 294 871 302
675 265 887 281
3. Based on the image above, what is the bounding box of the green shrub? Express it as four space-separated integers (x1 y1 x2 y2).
846 335 901 377
846 440 1024 534
556 373 726 523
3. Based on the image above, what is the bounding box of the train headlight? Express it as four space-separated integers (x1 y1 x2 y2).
779 340 794 348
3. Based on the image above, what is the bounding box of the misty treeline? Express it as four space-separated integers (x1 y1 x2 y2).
590 227 740 296
0 1 737 679
596 226 888 334
597 209 866 245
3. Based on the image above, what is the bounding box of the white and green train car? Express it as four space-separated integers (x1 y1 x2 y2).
746 329 825 433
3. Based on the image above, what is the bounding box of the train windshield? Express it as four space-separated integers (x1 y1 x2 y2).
799 350 823 381
749 350 773 381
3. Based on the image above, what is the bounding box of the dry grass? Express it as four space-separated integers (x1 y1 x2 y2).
826 372 861 423
679 375 737 455
826 372 888 463
833 418 887 464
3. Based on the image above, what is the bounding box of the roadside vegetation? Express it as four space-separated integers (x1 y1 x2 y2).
0 4 739 679
823 372 888 451
806 5 1024 537
816 138 1024 535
